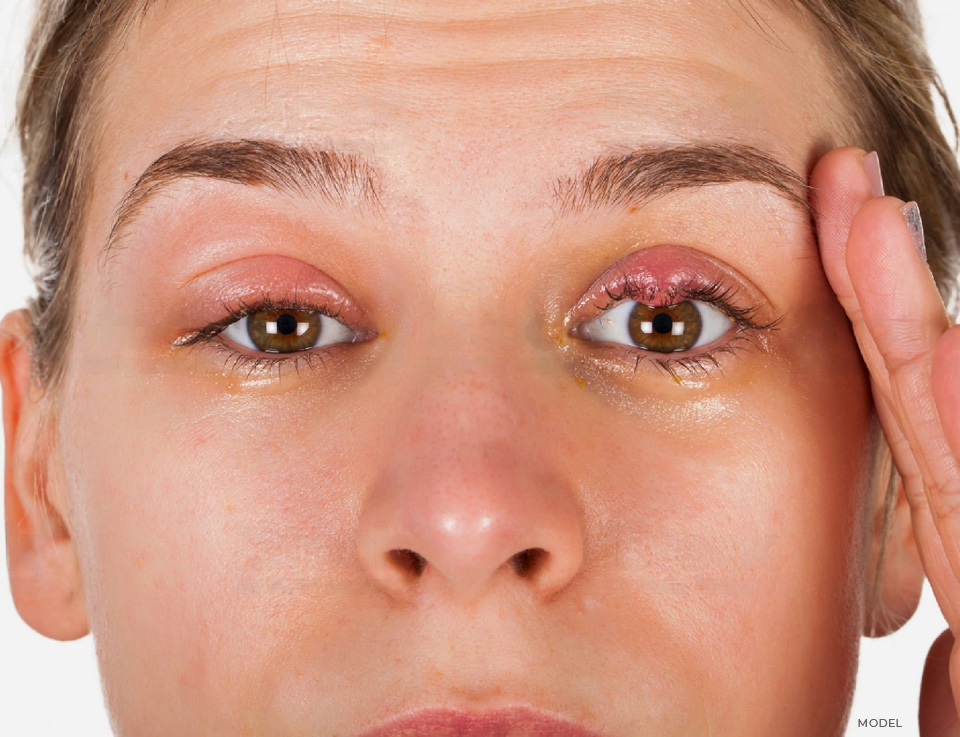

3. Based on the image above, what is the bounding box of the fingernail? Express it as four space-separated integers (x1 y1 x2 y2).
901 202 927 262
862 151 885 198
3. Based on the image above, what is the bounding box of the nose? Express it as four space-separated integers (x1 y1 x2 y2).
355 357 586 606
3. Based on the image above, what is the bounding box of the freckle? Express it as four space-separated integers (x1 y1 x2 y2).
224 503 236 514
134 557 143 571
379 330 388 339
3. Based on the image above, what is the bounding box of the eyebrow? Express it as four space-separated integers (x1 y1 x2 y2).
549 141 813 222
99 138 812 272
98 138 386 272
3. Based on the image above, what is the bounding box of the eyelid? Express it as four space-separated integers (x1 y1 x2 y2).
173 289 378 349
568 245 774 325
174 254 378 335
171 292 379 384
565 246 784 379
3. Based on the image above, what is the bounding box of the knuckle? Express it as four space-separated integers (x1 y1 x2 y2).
929 479 960 525
881 341 928 378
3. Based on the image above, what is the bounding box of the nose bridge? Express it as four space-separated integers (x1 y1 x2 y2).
356 343 586 605
391 291 549 462
386 359 544 517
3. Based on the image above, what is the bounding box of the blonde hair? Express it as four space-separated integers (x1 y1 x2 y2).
15 0 960 631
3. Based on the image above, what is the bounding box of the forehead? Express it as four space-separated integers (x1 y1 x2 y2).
87 0 845 250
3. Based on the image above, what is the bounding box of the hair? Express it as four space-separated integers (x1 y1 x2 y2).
13 0 960 632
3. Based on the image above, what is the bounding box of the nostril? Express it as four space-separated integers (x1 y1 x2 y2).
511 548 546 577
388 548 427 578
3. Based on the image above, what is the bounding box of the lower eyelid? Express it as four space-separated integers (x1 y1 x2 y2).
570 325 764 381
197 337 340 380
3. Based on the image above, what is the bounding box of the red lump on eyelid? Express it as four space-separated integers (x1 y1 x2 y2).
572 243 769 317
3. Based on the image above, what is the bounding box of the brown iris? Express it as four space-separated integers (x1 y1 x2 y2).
246 309 321 353
627 302 702 352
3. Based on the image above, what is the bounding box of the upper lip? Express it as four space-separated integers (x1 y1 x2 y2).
353 705 606 737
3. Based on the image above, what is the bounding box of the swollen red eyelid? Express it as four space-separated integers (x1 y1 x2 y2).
175 255 377 335
572 245 736 318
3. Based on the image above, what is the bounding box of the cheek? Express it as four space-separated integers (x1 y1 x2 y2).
591 299 873 723
59 368 367 727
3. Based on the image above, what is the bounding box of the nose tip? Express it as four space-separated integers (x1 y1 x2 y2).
356 465 586 605
355 340 586 606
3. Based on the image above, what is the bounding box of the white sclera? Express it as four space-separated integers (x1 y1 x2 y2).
223 312 361 354
578 300 734 352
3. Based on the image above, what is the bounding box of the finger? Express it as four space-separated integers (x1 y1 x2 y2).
933 327 960 475
925 329 960 625
808 146 877 268
920 628 960 737
809 147 886 365
913 501 960 629
846 198 960 562
810 149 908 473
810 148 960 625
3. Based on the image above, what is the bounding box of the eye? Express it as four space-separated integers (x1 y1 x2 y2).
575 298 736 353
221 307 360 354
172 289 379 383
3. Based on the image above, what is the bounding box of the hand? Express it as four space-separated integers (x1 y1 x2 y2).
811 146 960 736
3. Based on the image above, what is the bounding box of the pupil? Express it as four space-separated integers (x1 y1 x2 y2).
651 312 673 334
276 313 298 335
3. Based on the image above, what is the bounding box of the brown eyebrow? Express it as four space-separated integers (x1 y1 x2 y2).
98 138 812 275
97 138 386 274
549 142 813 222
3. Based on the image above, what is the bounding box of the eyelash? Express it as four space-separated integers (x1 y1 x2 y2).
172 287 359 382
584 275 785 380
172 277 784 383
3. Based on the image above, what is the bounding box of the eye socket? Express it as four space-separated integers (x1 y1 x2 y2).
221 308 362 354
575 299 736 353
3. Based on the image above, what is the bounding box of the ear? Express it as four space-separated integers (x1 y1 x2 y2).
1 308 88 641
863 473 925 638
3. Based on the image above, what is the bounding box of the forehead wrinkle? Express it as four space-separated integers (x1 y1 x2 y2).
125 0 818 75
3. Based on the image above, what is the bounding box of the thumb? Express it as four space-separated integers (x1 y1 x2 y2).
920 628 960 737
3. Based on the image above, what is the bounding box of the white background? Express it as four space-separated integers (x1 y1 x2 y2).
0 1 958 735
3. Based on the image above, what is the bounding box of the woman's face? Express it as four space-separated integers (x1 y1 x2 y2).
34 0 880 734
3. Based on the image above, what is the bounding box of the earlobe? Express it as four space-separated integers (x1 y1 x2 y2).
0 309 88 641
863 474 925 638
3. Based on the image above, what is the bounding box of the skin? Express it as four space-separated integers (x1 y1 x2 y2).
8 0 958 734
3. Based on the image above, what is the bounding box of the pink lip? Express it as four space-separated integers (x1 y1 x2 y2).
354 706 605 737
